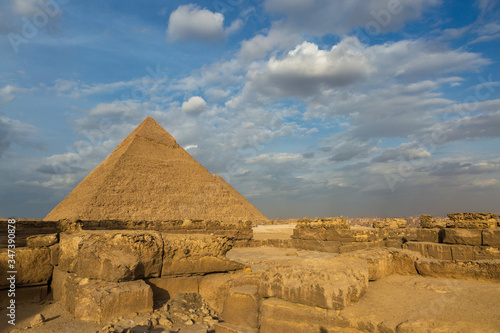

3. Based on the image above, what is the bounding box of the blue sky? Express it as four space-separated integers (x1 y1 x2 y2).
1 0 500 219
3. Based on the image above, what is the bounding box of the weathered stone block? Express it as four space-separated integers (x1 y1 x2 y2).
416 229 440 243
259 257 368 310
74 279 153 323
51 267 70 302
447 212 498 222
482 229 500 247
50 243 60 266
27 233 58 247
341 248 420 281
291 239 341 252
416 258 500 282
259 298 349 333
59 230 163 282
419 215 447 229
329 229 381 243
339 240 385 253
58 232 89 272
403 242 453 260
145 276 200 302
222 285 260 329
161 234 245 276
443 228 482 246
0 247 52 288
295 217 350 230
199 273 241 314
54 268 153 323
292 228 326 240
214 323 257 333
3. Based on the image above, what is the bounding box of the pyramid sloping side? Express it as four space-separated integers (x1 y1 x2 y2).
44 118 268 222
213 174 267 221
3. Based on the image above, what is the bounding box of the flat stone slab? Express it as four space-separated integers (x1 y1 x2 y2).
259 256 369 310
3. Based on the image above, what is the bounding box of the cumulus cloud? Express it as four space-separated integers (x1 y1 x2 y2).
233 37 488 109
167 4 241 42
182 96 207 116
239 26 302 60
246 40 373 98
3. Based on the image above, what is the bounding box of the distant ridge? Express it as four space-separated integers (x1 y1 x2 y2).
44 117 268 222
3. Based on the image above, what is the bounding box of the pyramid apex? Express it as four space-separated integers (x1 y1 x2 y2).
127 117 177 146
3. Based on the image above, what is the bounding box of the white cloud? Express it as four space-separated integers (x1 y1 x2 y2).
233 37 489 109
239 26 302 60
246 39 373 98
0 85 31 102
182 96 207 115
167 4 240 42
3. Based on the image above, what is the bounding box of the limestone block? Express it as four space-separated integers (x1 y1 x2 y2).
295 217 350 230
341 248 421 281
447 212 498 222
403 242 453 260
419 215 447 229
259 298 349 333
442 228 482 246
324 229 380 243
51 267 70 302
58 232 90 272
222 285 260 329
214 323 257 333
60 230 163 282
199 273 239 314
0 247 52 288
291 239 341 253
50 243 60 266
161 234 245 276
259 257 368 310
54 268 153 323
338 240 385 253
145 276 201 302
482 229 500 247
74 279 153 323
415 258 500 282
416 229 440 243
27 233 58 247
291 228 326 240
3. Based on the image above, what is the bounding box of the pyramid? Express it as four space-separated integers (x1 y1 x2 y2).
44 117 268 222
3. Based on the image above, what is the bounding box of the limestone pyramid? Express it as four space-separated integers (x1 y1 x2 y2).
44 117 267 222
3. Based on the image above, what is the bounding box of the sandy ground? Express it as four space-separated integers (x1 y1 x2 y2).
0 299 102 333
